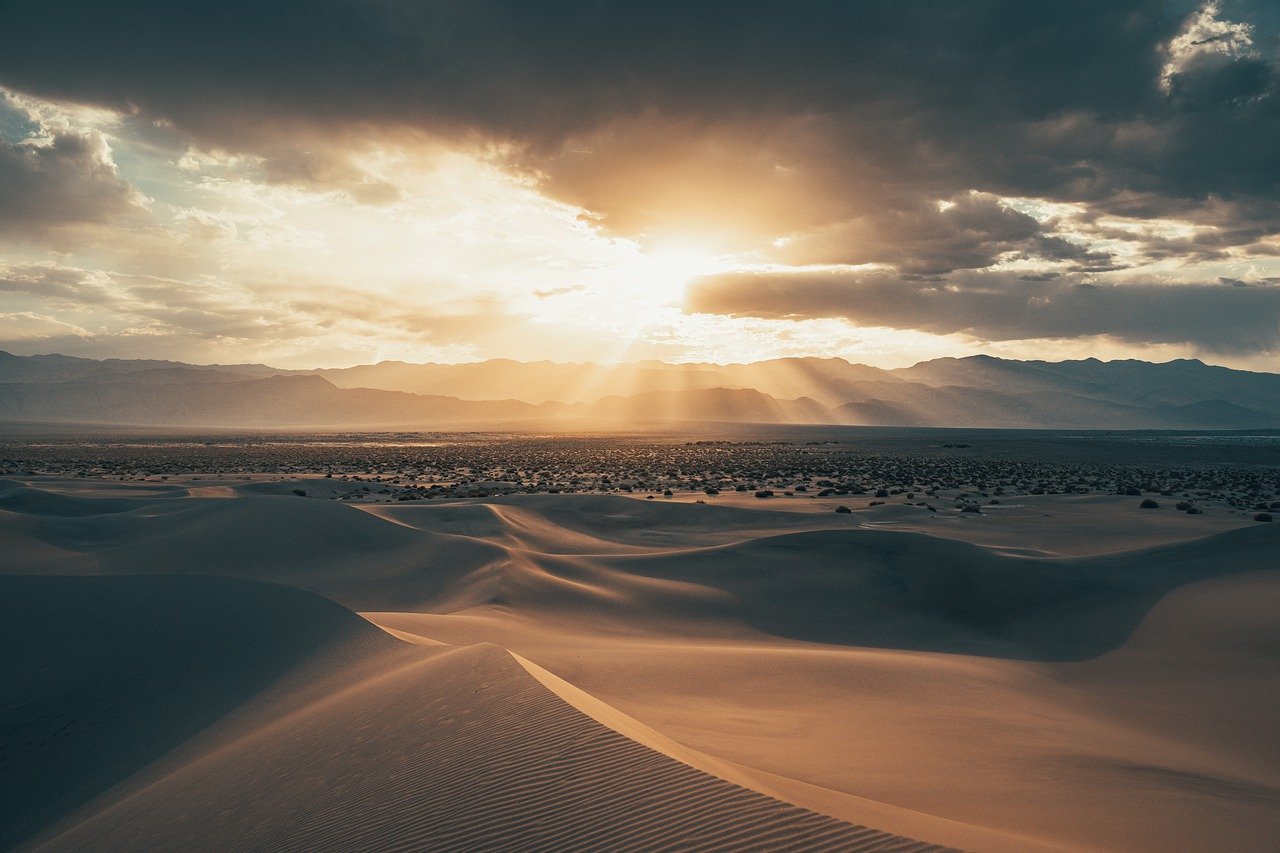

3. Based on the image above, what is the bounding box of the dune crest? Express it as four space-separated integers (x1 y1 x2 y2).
12 576 951 851
4 475 1278 850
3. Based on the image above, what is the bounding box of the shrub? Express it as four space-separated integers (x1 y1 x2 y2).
1140 499 1159 509
292 488 307 497
834 505 852 514
1255 513 1274 523
754 490 774 498
1175 501 1192 511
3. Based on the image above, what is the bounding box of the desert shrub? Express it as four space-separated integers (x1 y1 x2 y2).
1255 512 1274 523
834 505 852 514
1175 501 1192 511
1186 506 1203 515
292 488 307 497
1140 499 1159 509
754 490 774 498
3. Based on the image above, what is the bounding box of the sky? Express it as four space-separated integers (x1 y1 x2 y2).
0 0 1278 370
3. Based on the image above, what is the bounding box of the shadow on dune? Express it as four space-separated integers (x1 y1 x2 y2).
598 523 1280 661
3 484 1278 663
3 574 946 853
0 574 402 850
0 480 169 517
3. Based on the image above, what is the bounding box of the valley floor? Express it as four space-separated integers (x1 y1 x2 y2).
2 475 1278 851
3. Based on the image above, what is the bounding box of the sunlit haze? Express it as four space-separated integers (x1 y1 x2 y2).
1 2 1278 371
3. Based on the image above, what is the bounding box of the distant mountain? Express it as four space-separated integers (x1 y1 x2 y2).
0 351 1276 429
0 369 828 428
0 373 547 428
589 387 833 425
893 355 1280 417
0 350 278 385
309 356 903 406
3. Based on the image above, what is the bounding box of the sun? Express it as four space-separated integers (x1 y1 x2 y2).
625 243 727 306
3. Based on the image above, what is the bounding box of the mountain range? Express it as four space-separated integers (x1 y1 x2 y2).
1 350 1277 430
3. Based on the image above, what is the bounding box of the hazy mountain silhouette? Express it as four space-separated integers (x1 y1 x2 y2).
0 351 1275 429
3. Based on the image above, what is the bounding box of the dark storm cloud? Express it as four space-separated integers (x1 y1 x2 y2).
0 1 1277 269
0 132 143 238
0 2 1178 142
686 269 1280 353
774 193 1114 275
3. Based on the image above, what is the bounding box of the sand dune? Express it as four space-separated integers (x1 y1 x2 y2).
0 574 400 850
9 575 950 852
376 569 1280 851
3 477 1278 850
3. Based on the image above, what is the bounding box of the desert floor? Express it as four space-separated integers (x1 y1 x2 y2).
2 474 1278 851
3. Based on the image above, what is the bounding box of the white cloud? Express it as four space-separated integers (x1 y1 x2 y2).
1161 1 1258 93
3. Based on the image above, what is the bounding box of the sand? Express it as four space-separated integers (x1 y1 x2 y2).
2 475 1278 850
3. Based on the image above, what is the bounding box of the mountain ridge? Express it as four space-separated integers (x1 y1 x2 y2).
0 351 1276 429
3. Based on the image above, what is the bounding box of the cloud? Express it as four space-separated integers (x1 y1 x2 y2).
533 284 585 299
0 1 1275 265
772 192 1112 275
0 130 145 239
0 2 1279 369
0 262 533 365
686 268 1280 353
0 311 90 340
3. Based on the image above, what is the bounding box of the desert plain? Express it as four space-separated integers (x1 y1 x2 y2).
2 429 1278 851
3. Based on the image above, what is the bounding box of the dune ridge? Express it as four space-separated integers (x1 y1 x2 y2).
3 481 1272 659
4 478 1278 850
9 574 952 852
0 574 402 850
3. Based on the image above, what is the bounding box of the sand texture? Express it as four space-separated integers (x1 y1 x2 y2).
2 475 1278 850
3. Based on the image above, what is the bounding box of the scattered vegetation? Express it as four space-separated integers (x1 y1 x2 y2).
2 435 1275 515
